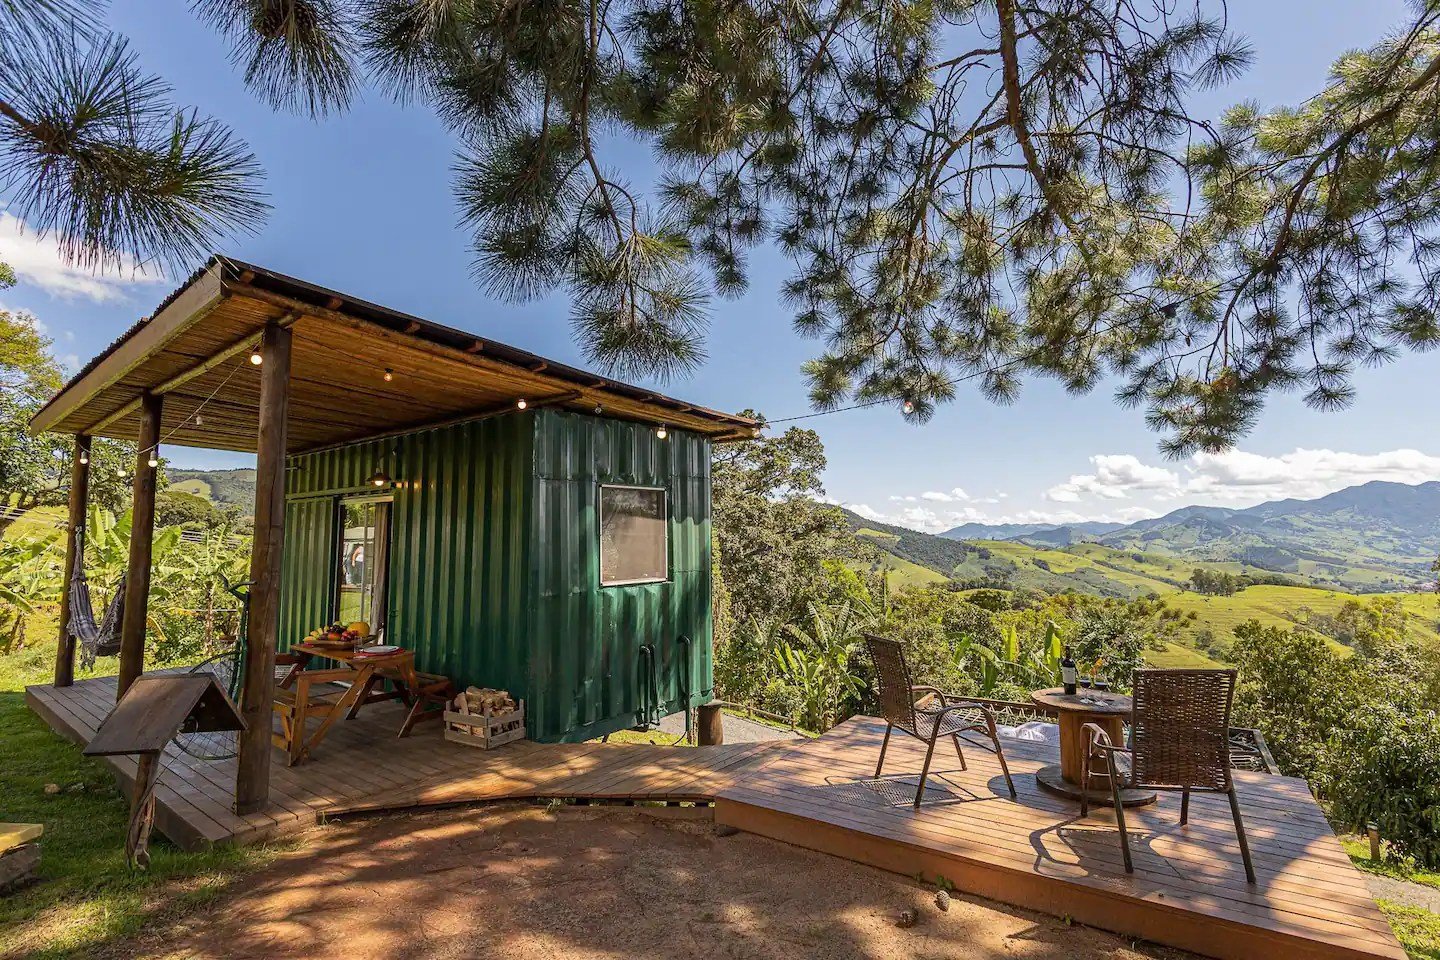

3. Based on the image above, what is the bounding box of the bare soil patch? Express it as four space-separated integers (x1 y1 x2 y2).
117 804 1189 960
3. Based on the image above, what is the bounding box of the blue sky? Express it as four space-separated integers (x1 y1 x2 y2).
4 0 1437 533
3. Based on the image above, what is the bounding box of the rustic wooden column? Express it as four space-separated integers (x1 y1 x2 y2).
117 394 162 700
235 322 292 815
698 702 724 745
54 435 91 687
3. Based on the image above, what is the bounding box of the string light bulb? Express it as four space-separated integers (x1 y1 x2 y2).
656 424 668 440
516 398 528 410
78 452 89 465
368 469 391 488
147 452 159 468
193 413 203 426
593 403 603 415
902 399 915 414
249 349 263 365
383 368 394 382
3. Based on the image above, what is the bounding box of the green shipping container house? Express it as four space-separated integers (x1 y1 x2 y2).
32 257 757 811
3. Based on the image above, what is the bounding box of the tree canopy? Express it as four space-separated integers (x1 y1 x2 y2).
5 1 1440 450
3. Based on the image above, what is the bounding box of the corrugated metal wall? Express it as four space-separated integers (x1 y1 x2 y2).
279 408 713 743
531 410 713 742
280 416 536 701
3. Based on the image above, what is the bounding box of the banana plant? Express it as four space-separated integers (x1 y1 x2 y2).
775 599 872 730
952 620 1066 695
0 530 62 651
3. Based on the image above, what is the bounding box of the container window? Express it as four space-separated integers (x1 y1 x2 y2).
599 486 668 585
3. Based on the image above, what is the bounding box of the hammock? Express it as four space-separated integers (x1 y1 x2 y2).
70 528 126 671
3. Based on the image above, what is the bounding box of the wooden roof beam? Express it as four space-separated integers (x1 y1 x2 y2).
82 309 303 435
294 390 583 455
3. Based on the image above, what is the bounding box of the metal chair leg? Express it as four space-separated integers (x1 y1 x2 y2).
1180 785 1190 825
1080 740 1092 817
1109 752 1132 873
951 734 967 770
1228 787 1257 884
914 734 940 807
984 716 1016 798
875 723 892 778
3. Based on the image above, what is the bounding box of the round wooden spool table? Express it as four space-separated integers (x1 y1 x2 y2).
1029 687 1157 807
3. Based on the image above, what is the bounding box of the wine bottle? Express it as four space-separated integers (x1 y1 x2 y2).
1061 646 1077 696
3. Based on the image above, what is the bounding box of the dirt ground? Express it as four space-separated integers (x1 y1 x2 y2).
120 804 1190 960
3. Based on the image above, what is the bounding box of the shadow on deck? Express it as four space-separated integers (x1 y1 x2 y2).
25 678 1403 960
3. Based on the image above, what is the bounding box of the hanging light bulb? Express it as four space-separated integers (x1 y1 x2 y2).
516 398 528 410
656 424 668 440
193 413 203 426
593 403 603 415
249 349 263 365
78 452 89 465
368 469 391 488
147 452 159 468
383 368 394 382
902 399 915 414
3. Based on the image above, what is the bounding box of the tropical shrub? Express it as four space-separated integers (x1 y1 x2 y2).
1325 705 1440 869
1229 621 1363 781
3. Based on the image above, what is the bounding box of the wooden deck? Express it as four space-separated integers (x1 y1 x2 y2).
27 678 1403 960
716 716 1405 960
25 676 782 849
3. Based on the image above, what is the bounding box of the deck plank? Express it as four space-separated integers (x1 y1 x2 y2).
25 680 1403 960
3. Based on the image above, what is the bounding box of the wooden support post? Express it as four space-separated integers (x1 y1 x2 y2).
54 435 91 687
117 395 162 700
235 322 291 815
698 702 724 746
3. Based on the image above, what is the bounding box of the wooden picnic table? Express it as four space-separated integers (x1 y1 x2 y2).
274 643 454 765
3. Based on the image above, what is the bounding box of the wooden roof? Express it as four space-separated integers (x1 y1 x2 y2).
31 257 759 453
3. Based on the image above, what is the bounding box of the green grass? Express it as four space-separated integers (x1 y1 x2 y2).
1339 838 1440 959
1378 902 1440 959
1341 838 1440 891
1145 641 1222 668
0 643 287 959
856 551 950 590
168 478 213 499
1161 586 1440 648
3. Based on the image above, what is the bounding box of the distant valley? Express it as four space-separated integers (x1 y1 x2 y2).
929 480 1440 594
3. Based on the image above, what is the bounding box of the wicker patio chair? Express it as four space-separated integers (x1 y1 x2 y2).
1080 668 1256 883
864 634 1017 806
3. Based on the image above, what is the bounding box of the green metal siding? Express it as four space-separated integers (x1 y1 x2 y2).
530 410 713 742
279 408 713 743
281 416 536 702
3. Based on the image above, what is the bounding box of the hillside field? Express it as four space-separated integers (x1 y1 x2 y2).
1162 585 1440 647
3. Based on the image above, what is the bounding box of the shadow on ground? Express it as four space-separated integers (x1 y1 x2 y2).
99 803 1189 960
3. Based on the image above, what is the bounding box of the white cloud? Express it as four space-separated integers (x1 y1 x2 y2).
852 446 1440 535
848 503 885 522
1184 448 1440 503
1046 454 1180 502
0 212 160 301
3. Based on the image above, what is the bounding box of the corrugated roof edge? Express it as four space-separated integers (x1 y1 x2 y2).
35 254 759 436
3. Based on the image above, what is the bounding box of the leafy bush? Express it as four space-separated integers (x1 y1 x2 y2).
1325 706 1440 869
1230 621 1364 780
1067 607 1149 691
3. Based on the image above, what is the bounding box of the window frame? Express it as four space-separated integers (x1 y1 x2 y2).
331 493 394 629
597 483 670 587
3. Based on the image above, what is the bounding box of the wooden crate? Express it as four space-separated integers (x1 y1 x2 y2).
443 700 526 749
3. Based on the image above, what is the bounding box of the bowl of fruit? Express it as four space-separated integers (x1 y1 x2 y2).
306 621 369 648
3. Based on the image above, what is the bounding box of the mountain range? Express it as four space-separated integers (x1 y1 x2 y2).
863 480 1440 594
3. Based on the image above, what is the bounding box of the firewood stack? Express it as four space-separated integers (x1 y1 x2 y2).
444 687 526 748
455 686 516 716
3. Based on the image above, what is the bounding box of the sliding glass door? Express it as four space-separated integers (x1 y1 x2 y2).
335 496 391 637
